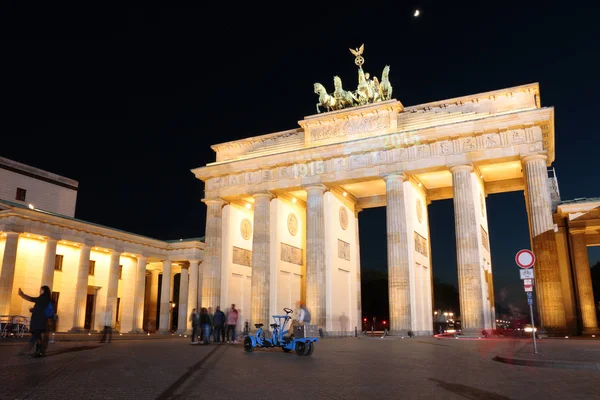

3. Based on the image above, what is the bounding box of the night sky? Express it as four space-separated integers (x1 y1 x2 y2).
2 3 599 315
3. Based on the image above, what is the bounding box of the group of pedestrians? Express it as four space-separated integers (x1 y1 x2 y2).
190 304 239 345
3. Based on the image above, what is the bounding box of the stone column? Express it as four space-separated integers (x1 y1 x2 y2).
523 154 567 333
71 243 92 331
569 229 599 334
40 238 58 289
148 270 159 332
105 250 121 328
158 260 172 333
197 262 203 311
305 185 327 328
177 267 189 334
186 260 199 334
251 193 272 326
130 255 147 333
451 165 484 334
385 174 412 334
0 232 20 315
355 210 362 328
201 199 226 310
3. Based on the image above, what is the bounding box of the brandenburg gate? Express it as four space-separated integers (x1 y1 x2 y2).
192 46 573 336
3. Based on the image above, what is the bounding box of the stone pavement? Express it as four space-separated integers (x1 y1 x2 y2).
1 336 598 400
493 337 600 370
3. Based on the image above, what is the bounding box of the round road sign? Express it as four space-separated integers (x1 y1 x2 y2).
516 249 535 269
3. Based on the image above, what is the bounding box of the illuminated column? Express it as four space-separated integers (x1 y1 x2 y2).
385 174 412 334
40 238 58 289
0 232 20 315
158 260 172 333
177 266 189 334
451 165 484 333
523 154 567 333
105 250 121 328
148 270 159 332
186 260 199 334
130 255 147 333
251 193 272 326
201 199 226 309
355 210 362 327
569 229 599 333
71 242 92 331
305 185 326 328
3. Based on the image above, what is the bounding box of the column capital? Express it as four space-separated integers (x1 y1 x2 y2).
3 231 21 238
111 247 124 254
251 192 274 200
187 259 201 264
303 184 328 193
81 239 95 248
382 172 408 183
521 154 548 164
202 198 227 207
45 237 60 243
449 164 473 174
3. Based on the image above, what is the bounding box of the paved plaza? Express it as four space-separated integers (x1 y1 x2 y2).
1 335 599 400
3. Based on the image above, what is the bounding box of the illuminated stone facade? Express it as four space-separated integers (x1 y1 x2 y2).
0 161 204 334
192 82 570 336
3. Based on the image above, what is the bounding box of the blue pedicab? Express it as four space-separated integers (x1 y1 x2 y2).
243 308 318 356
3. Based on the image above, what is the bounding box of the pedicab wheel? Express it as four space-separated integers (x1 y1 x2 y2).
295 341 308 356
306 342 314 356
244 336 254 352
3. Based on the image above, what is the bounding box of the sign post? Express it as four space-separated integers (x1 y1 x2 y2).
516 249 538 354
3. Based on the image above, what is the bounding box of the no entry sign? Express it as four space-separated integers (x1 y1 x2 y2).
516 249 535 269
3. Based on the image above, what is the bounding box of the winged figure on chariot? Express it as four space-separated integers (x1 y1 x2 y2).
314 44 393 113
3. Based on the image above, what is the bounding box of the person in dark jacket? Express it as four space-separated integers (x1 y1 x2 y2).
199 308 211 345
17 286 51 357
213 306 225 344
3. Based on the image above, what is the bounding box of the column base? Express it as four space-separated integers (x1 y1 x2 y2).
582 328 600 336
68 327 88 333
539 327 568 338
128 329 146 334
157 329 172 335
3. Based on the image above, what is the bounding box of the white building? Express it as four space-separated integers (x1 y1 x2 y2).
0 157 204 334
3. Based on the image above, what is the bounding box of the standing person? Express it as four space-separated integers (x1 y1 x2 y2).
298 302 311 325
225 304 238 343
199 308 211 345
189 308 199 344
100 306 113 343
17 286 51 357
207 307 214 343
213 306 225 344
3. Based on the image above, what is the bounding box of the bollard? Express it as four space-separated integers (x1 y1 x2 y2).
354 326 358 337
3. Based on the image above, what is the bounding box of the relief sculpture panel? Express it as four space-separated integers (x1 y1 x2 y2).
309 114 389 142
233 246 252 267
338 239 351 261
414 232 428 257
281 243 303 266
481 226 490 252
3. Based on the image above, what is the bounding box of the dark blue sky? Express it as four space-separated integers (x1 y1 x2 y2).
2 3 599 313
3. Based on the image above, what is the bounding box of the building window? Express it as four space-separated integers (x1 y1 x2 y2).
88 260 96 276
16 188 27 201
54 254 64 271
119 265 123 280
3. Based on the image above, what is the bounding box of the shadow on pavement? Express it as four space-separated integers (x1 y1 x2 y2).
428 378 513 400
